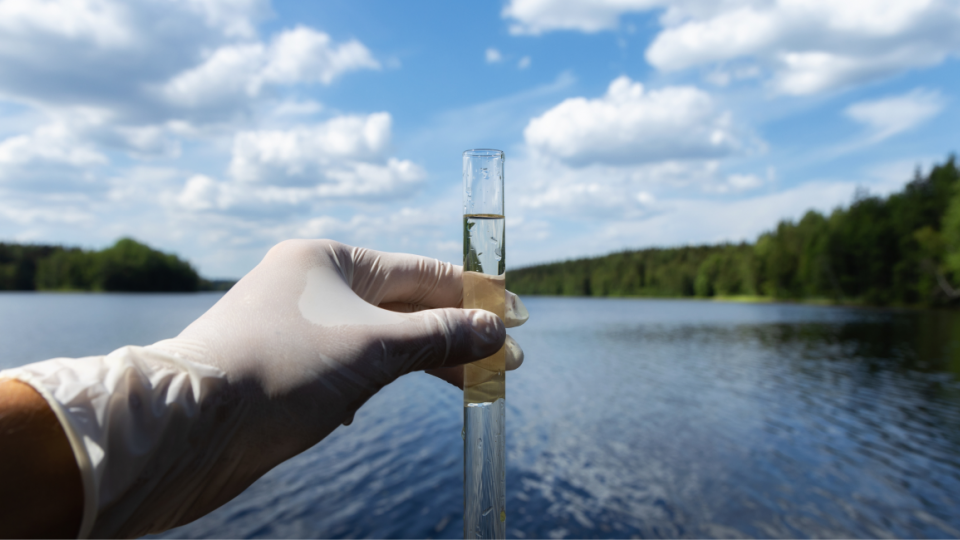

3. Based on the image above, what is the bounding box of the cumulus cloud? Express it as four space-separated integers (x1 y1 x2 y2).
510 152 726 221
174 164 425 215
0 122 107 191
845 88 945 143
514 76 758 225
178 174 224 211
171 112 424 216
518 56 531 69
270 99 323 117
486 48 502 63
647 0 960 94
0 0 378 142
0 0 269 113
504 0 960 94
0 123 105 170
162 26 378 109
261 25 379 84
230 113 394 183
0 2 388 193
524 76 741 166
503 0 660 34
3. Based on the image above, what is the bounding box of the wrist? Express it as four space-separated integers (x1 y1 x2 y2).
0 346 246 538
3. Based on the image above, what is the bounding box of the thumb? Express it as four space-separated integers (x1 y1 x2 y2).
382 307 505 376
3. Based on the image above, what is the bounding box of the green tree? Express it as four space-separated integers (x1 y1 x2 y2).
942 181 960 294
97 238 200 292
36 249 98 291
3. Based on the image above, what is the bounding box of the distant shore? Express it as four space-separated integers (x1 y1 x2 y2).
0 238 235 293
507 156 960 309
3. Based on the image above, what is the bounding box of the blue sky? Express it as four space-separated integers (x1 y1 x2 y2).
0 0 958 277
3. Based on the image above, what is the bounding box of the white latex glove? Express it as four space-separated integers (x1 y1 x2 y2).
0 239 529 538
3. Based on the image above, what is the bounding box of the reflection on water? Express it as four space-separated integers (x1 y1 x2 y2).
1 294 958 538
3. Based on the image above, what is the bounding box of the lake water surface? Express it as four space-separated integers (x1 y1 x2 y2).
1 294 959 538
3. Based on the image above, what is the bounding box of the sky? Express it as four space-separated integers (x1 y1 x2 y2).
0 0 958 278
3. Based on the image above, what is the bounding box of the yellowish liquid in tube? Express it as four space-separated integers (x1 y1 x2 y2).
462 271 505 404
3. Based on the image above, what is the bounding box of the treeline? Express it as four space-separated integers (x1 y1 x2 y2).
0 238 232 292
507 156 960 307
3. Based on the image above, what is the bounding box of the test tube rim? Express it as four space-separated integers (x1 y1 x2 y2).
463 148 504 157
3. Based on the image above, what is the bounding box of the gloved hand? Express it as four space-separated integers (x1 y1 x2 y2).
0 239 529 538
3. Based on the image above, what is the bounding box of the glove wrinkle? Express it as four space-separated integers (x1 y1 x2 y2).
326 241 353 287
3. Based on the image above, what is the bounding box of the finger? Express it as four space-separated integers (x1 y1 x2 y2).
425 334 524 389
378 308 505 377
504 291 529 328
504 335 524 370
380 290 527 325
343 245 464 309
378 301 428 313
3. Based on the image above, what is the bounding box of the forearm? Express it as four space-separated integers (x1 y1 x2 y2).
0 347 260 539
0 378 83 539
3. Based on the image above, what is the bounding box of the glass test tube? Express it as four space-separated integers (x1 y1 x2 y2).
462 149 506 539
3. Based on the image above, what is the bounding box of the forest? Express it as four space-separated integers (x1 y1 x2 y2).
506 156 960 307
0 238 228 292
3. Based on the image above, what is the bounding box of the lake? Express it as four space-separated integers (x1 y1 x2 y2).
1 294 959 538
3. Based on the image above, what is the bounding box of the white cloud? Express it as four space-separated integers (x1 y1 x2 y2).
705 173 764 193
504 0 960 95
0 0 135 48
114 124 182 158
0 1 377 138
518 56 531 69
845 88 945 143
649 1 960 94
260 25 380 85
163 26 379 108
599 180 864 249
0 122 105 169
229 113 393 183
726 173 762 190
178 174 224 211
161 43 266 107
202 157 424 209
170 112 424 215
175 0 268 38
503 0 661 35
270 99 323 117
0 122 108 192
0 0 269 113
486 48 502 63
524 76 743 166
510 152 724 220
